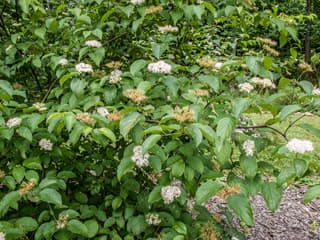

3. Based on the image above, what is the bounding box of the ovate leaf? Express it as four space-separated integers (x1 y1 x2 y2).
227 194 253 226
278 105 301 120
39 189 62 206
195 180 223 205
67 220 88 237
120 112 142 138
117 157 135 181
261 182 282 212
304 185 320 203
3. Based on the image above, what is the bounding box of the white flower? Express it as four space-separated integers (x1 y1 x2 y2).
145 213 161 225
214 62 223 70
109 69 122 84
312 87 320 96
243 140 255 156
238 83 254 93
5 45 13 53
131 0 144 4
161 185 181 204
158 25 179 33
6 117 22 128
56 214 68 229
286 138 314 154
250 77 276 88
58 58 68 65
148 60 172 74
131 146 149 167
39 139 53 151
85 40 102 48
33 102 47 111
0 232 5 240
75 63 93 73
96 107 109 117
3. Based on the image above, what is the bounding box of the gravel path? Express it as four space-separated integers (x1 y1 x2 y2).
205 186 320 239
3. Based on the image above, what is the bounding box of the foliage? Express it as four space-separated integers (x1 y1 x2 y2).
0 0 320 239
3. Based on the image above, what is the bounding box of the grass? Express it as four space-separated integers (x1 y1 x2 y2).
246 113 320 185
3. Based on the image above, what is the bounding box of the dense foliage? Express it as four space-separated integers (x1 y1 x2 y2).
0 0 320 239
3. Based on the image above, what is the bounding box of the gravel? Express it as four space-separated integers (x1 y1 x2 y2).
205 185 320 239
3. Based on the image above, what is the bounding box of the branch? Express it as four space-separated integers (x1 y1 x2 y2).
283 113 306 136
236 125 288 141
41 78 58 103
30 67 43 92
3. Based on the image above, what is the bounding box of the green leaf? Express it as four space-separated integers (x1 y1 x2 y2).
70 79 86 95
148 186 162 204
227 194 253 226
89 48 105 66
59 73 78 85
98 128 116 142
69 123 82 145
18 0 31 13
232 98 249 118
16 127 32 142
278 105 301 120
173 221 187 235
12 166 25 183
198 75 220 93
120 112 142 138
152 43 167 59
67 220 88 237
0 80 13 96
187 124 203 147
294 159 308 177
0 191 20 217
246 56 273 79
130 59 147 76
117 157 135 181
142 134 161 152
35 221 56 240
240 155 257 178
39 189 62 206
16 217 38 232
299 123 320 138
34 28 46 40
192 123 215 143
299 81 313 94
195 180 223 205
23 157 42 170
261 182 282 212
187 156 204 173
127 216 146 236
27 114 45 132
172 160 185 177
84 219 99 238
77 15 91 24
277 166 296 185
304 185 320 203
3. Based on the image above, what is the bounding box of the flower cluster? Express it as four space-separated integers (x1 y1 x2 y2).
186 197 198 219
33 102 47 111
148 60 172 74
250 77 276 89
0 232 5 240
6 117 22 128
56 214 68 229
75 63 93 73
109 69 122 84
145 213 161 225
286 138 314 154
214 62 223 70
161 185 181 204
96 107 109 117
145 5 163 14
76 112 95 125
58 58 68 65
39 139 53 151
173 106 194 123
123 89 147 103
298 62 313 72
313 87 320 96
107 110 123 121
238 82 254 93
262 44 280 56
19 179 36 195
256 37 277 47
189 89 209 97
131 146 149 168
131 0 144 4
158 25 179 33
198 57 216 68
105 61 123 69
217 184 241 199
0 170 5 178
242 139 255 156
85 40 102 48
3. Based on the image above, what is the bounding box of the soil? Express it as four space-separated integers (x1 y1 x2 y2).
205 185 320 240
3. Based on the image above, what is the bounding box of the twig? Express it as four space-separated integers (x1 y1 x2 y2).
30 66 43 92
41 78 58 103
236 125 288 141
283 114 306 136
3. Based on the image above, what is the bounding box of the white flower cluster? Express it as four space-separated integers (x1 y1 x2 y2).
131 146 149 167
6 117 22 128
214 62 223 70
286 138 314 154
238 82 254 93
39 139 53 151
33 102 47 111
96 107 109 117
145 213 161 225
312 87 320 96
250 77 276 88
161 185 181 204
85 40 102 48
158 25 179 33
109 69 122 84
243 140 255 156
58 58 68 65
131 0 144 4
75 63 93 73
0 232 5 240
148 60 172 74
